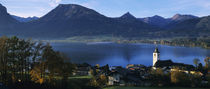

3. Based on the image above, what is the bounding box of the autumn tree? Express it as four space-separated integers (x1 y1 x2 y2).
204 57 210 69
193 58 200 68
89 74 107 88
171 68 191 86
0 36 9 84
149 68 170 86
30 65 44 84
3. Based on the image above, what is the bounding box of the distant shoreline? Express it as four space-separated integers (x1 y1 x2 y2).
40 36 210 49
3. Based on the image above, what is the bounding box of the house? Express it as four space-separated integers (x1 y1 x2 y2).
73 63 92 76
108 67 127 86
154 59 197 73
110 66 122 71
108 71 123 86
151 47 204 76
126 64 146 71
108 66 144 86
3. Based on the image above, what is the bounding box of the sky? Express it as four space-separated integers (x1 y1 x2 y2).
0 0 210 18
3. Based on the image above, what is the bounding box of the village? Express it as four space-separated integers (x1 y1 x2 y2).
73 48 210 87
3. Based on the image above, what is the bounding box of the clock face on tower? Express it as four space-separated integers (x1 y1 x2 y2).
154 54 156 57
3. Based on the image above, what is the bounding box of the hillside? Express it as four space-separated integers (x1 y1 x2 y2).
0 4 19 36
11 15 39 22
140 14 198 28
0 3 210 39
19 4 158 39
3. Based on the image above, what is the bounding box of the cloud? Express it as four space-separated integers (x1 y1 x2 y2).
49 0 62 7
80 0 98 8
174 0 210 9
61 0 99 8
2 0 210 18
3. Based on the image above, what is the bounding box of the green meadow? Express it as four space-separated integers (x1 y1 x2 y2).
103 87 208 89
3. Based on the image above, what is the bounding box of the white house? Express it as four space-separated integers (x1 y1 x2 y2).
108 71 122 85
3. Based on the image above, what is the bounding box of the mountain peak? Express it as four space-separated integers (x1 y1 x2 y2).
40 4 104 21
0 3 7 15
172 14 182 20
171 14 198 21
11 15 39 22
121 12 136 19
152 15 165 19
57 4 81 8
139 15 169 27
0 3 18 26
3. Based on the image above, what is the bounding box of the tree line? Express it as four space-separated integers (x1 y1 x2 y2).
0 36 75 88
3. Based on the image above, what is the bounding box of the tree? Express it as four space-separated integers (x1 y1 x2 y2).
58 53 75 88
193 58 200 68
150 68 170 86
30 65 44 84
0 36 9 84
206 74 210 87
41 43 55 83
31 41 45 67
30 41 46 82
0 36 35 83
89 74 107 88
7 36 20 83
0 36 76 87
204 57 210 69
171 68 191 86
197 63 203 72
190 72 202 87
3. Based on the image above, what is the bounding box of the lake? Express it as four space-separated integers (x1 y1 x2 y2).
51 42 210 67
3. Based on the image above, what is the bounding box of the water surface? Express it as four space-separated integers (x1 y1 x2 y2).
51 42 209 67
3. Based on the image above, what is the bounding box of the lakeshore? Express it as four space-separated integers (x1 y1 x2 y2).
0 37 208 89
103 87 209 89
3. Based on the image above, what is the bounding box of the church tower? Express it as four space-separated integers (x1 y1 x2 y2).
153 47 160 66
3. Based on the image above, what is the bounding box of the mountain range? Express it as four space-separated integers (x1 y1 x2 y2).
139 14 198 28
11 15 39 22
0 3 210 39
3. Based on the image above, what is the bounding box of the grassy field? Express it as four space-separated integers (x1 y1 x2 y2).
45 35 125 43
69 75 92 79
103 86 208 89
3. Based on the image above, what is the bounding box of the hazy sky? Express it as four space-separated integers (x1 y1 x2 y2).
0 0 210 18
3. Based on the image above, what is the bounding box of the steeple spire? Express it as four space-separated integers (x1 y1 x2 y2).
154 47 160 53
153 47 160 66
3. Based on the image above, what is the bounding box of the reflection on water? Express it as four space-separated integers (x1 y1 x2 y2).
51 43 210 67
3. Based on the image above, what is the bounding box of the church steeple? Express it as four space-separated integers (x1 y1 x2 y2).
154 47 160 53
153 47 160 66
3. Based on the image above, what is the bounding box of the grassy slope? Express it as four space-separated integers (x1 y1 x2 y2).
43 36 128 43
69 75 92 79
104 87 207 89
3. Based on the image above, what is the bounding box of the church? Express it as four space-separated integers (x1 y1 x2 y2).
152 47 195 71
153 47 160 66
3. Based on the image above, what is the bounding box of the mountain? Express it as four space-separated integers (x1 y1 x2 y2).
164 14 199 29
0 4 17 24
159 15 210 37
21 4 157 39
140 15 171 27
38 4 106 22
11 15 39 22
0 4 19 35
120 12 136 19
1 3 210 39
118 12 140 23
171 14 198 22
140 14 198 29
